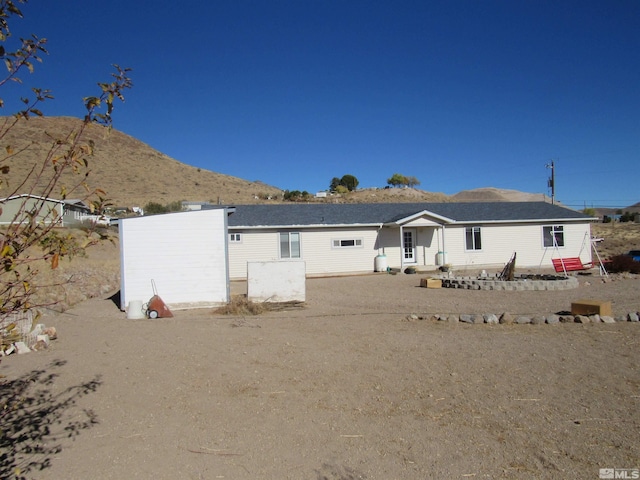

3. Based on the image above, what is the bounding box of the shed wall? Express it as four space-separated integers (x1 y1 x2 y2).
119 209 229 310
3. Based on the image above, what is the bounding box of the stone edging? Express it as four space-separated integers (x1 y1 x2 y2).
441 275 579 291
406 311 640 324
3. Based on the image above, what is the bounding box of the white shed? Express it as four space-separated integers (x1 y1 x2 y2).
119 208 231 311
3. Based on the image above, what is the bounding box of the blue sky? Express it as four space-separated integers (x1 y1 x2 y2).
6 0 639 209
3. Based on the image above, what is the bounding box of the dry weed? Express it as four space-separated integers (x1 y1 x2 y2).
214 295 267 315
213 295 304 315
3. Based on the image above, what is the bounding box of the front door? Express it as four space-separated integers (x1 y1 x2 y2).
403 229 416 264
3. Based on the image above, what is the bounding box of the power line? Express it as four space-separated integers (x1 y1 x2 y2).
563 203 639 209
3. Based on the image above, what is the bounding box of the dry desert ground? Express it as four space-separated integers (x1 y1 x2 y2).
1 265 640 479
2 221 640 479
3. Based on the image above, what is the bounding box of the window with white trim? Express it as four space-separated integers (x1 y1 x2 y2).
280 232 301 258
543 225 564 247
332 238 363 248
229 233 242 243
465 227 482 250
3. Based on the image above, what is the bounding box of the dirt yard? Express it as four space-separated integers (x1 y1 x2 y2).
1 270 639 479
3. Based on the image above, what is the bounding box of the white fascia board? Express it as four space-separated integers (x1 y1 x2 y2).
229 223 383 230
2 193 57 203
385 210 455 226
447 217 596 225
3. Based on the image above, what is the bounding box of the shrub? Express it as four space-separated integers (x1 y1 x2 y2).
329 174 359 192
607 254 640 274
143 201 183 215
283 190 310 201
144 202 169 215
0 3 132 323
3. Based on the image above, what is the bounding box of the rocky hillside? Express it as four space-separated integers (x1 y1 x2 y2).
0 116 282 207
5 116 630 210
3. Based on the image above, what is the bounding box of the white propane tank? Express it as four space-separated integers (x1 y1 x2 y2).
375 254 388 272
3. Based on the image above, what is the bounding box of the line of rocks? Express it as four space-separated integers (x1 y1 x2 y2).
405 311 640 324
441 275 579 291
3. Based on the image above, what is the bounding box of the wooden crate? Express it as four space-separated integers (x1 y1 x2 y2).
571 299 612 317
420 277 442 289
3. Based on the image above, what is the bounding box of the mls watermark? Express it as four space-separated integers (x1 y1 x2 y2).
600 468 640 479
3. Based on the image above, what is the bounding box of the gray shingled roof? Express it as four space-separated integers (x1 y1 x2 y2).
225 202 591 228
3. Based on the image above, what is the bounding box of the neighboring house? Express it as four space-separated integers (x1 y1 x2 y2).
182 201 213 211
0 194 106 227
223 202 596 279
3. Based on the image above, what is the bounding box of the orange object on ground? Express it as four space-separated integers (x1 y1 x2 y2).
146 294 173 318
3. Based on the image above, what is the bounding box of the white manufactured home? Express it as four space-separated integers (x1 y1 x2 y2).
119 208 232 311
223 202 595 279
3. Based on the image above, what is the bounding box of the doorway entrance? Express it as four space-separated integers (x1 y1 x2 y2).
403 229 416 264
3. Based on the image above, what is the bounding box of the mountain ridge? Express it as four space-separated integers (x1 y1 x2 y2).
2 116 621 210
1 116 282 207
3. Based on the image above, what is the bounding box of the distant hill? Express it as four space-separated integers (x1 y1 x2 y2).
451 187 549 202
0 116 282 207
326 187 450 203
593 202 640 219
2 116 599 209
613 202 640 213
293 186 551 204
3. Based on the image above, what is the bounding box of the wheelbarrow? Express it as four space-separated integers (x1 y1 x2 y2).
144 280 173 319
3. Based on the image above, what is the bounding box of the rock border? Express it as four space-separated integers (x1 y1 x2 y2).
441 274 579 291
405 311 640 324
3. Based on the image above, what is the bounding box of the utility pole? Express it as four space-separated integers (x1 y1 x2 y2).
546 160 555 205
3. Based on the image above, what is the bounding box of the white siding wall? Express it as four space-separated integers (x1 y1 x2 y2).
301 227 381 275
0 197 63 226
376 228 401 266
419 227 441 265
228 230 280 279
443 222 593 271
228 227 381 279
119 209 229 310
228 221 593 278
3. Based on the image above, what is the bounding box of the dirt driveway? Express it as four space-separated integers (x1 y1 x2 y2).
2 272 639 479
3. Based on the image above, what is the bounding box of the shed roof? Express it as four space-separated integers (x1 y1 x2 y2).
225 202 592 228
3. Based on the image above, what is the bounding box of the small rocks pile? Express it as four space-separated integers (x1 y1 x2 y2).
405 311 640 324
1 310 58 357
